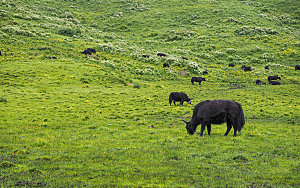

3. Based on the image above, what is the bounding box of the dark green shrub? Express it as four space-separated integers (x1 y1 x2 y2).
58 27 81 37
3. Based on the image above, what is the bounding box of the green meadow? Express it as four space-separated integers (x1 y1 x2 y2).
0 0 299 187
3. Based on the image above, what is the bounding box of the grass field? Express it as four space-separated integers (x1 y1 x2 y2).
0 0 299 187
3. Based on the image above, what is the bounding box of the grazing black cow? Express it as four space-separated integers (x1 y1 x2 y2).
295 65 300 70
269 81 281 85
256 79 262 85
157 52 166 57
265 65 269 70
268 75 281 82
202 70 208 75
169 92 191 106
191 77 206 85
163 63 170 68
229 63 234 67
87 48 96 53
182 100 245 137
242 66 252 71
0 50 2 56
182 56 188 60
82 49 93 55
142 55 149 58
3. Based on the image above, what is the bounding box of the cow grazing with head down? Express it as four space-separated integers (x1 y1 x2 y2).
163 63 170 68
82 48 96 55
256 79 262 85
265 65 269 70
191 77 206 85
202 70 208 75
182 100 245 137
229 63 234 67
242 66 252 71
169 92 191 106
82 49 92 55
268 75 281 82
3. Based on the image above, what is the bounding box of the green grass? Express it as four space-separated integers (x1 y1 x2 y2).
0 0 299 187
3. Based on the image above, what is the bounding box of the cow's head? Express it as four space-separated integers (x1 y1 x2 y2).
182 118 195 135
188 99 192 105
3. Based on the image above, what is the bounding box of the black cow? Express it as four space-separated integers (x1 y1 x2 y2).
157 52 166 57
163 63 170 68
268 75 281 82
191 77 206 85
229 63 234 67
256 79 262 85
169 92 191 106
82 49 93 55
182 100 245 137
242 66 252 71
87 48 96 53
202 70 208 75
142 55 149 58
295 65 300 70
269 81 281 85
265 65 269 70
0 50 2 56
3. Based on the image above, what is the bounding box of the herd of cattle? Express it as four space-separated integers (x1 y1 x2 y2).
141 52 299 86
151 52 298 137
1 48 298 136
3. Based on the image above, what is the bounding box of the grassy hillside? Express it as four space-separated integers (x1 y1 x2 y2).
0 0 299 187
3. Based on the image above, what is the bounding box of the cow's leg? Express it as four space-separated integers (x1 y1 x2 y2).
199 123 206 136
173 101 176 106
232 121 238 137
199 82 201 85
207 124 211 135
180 100 183 105
224 120 232 136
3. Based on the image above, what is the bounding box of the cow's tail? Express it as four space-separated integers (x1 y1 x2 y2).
237 103 245 132
169 93 173 105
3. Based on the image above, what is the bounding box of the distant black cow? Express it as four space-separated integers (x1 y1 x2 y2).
182 100 245 137
0 50 2 56
157 52 166 57
142 55 149 58
268 75 281 82
182 56 188 60
202 70 208 75
256 79 262 85
87 48 96 53
265 65 269 70
163 63 170 68
82 49 93 55
269 81 281 85
229 63 234 67
295 65 300 70
169 92 191 106
191 77 206 85
242 66 252 71
47 56 57 59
